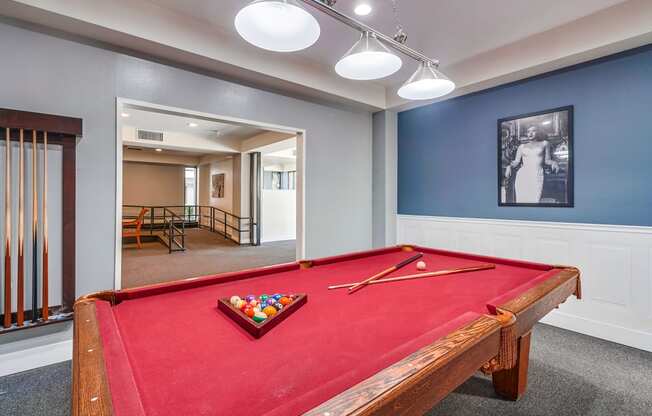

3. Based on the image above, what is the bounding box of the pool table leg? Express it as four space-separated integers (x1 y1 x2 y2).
492 330 532 400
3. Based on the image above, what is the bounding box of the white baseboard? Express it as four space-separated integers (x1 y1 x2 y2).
541 310 652 351
0 339 72 377
398 214 652 352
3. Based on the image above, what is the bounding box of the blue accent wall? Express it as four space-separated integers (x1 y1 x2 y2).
398 46 652 226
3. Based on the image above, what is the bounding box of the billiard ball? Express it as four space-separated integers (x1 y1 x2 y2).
279 296 291 306
266 298 276 306
235 299 246 309
273 302 283 311
416 261 427 271
273 294 282 301
252 311 267 323
229 296 242 306
260 294 269 302
244 307 255 318
245 295 256 303
263 306 277 317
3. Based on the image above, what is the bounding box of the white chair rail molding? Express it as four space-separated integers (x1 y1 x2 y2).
397 214 652 352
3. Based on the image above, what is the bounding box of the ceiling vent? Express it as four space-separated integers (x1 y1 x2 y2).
137 129 164 142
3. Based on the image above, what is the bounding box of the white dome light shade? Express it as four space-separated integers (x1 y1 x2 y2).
398 61 455 100
235 0 320 52
335 32 402 80
354 4 372 16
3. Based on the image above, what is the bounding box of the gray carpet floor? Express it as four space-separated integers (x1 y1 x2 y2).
121 229 296 288
1 324 650 416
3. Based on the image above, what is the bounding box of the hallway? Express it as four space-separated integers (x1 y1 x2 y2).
121 228 295 288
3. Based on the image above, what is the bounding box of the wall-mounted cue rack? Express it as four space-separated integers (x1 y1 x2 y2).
0 108 81 334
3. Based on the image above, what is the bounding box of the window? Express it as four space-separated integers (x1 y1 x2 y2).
263 170 296 190
184 167 197 217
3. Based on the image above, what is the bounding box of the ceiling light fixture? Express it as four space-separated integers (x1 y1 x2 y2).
354 3 372 16
187 122 198 128
235 0 320 52
120 112 130 118
398 61 455 100
155 148 163 152
234 0 454 100
335 32 402 80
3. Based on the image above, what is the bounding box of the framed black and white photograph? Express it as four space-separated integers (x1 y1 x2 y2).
498 106 574 207
211 173 225 198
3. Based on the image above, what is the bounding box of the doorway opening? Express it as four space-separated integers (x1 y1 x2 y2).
115 99 305 289
261 139 297 243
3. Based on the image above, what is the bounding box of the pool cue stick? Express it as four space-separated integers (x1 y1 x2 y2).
348 252 423 294
31 130 38 322
3 128 11 328
17 129 25 326
42 132 48 321
329 263 496 290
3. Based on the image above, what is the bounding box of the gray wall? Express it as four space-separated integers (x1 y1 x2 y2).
372 111 397 247
0 21 372 302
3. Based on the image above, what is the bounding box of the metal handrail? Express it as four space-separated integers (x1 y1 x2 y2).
122 205 258 246
123 204 252 221
161 207 185 253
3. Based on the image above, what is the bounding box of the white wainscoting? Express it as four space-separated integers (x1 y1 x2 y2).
397 215 652 352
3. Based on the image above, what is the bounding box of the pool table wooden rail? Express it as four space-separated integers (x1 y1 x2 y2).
71 246 581 416
73 300 114 416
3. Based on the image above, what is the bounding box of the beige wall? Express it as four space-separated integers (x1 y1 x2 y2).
123 162 185 206
123 148 200 166
198 158 234 213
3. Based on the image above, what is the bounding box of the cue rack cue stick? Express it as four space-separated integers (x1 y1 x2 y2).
348 252 423 294
42 131 48 321
328 263 496 290
3 128 11 328
17 129 25 325
32 130 38 322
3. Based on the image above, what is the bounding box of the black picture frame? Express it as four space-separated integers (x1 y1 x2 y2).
497 106 574 207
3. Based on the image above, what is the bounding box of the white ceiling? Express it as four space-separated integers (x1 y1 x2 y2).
266 148 297 159
150 0 626 88
121 107 265 142
2 0 651 110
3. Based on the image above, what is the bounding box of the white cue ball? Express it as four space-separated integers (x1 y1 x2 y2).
416 261 427 271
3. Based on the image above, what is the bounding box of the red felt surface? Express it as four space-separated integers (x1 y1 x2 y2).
95 301 146 416
100 247 558 416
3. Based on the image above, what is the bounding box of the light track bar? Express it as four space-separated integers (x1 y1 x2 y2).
301 0 439 66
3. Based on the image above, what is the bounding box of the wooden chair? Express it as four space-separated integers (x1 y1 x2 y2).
122 208 149 248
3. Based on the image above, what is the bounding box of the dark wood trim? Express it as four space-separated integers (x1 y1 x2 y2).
1 109 81 333
62 142 76 313
0 108 82 136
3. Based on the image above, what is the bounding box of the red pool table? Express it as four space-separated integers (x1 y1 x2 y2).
73 245 580 416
